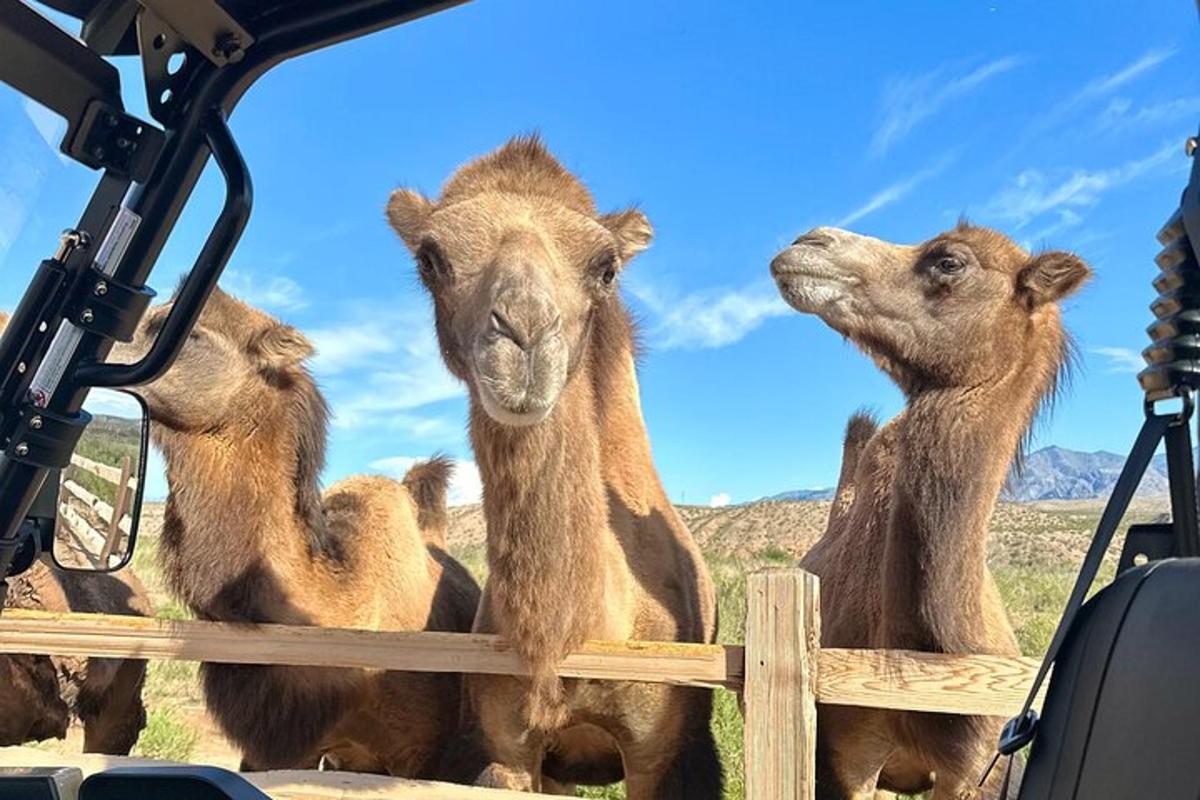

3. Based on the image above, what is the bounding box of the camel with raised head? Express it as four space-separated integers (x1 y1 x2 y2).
114 288 483 779
387 136 723 798
0 311 151 754
770 222 1090 799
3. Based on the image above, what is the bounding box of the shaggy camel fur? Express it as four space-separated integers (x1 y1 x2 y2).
0 311 151 754
2 563 151 753
770 223 1090 799
114 289 483 778
388 136 722 798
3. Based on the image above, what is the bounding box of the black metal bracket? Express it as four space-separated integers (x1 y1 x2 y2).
65 100 164 181
65 266 157 343
1141 133 1200 398
4 406 90 470
139 0 254 66
77 109 251 387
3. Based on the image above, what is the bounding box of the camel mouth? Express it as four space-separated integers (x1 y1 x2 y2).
471 337 568 428
475 384 556 427
771 244 860 315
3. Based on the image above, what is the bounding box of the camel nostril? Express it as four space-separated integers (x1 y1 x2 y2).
793 231 832 248
490 310 524 348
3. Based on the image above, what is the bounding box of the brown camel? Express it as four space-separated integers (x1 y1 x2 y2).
387 136 723 797
113 288 484 779
770 222 1090 799
0 311 151 755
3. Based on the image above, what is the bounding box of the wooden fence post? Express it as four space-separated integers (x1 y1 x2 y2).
99 455 132 563
744 569 820 800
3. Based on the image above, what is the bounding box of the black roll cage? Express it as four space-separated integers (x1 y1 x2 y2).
0 0 467 587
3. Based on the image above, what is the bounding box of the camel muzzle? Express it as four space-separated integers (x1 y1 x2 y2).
471 288 569 427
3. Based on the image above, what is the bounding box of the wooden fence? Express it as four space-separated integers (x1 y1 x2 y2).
57 453 137 568
0 570 1041 799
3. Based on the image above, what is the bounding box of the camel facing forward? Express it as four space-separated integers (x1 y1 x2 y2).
770 223 1090 799
115 289 483 779
388 136 723 798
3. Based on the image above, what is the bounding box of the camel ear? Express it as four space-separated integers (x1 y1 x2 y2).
600 208 654 261
249 323 313 371
0 310 9 335
1017 250 1091 308
387 188 433 251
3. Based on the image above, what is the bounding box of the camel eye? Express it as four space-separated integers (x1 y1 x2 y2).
592 251 619 288
416 242 449 281
935 256 966 275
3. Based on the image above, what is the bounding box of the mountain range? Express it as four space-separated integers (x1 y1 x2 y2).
764 445 1189 503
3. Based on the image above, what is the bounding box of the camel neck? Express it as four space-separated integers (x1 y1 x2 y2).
156 428 316 622
883 360 1049 652
472 354 611 658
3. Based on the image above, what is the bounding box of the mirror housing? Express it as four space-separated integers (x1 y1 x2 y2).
50 388 148 572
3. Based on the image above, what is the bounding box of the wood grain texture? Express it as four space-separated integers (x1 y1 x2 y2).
70 453 139 491
744 569 820 800
818 648 1043 716
0 747 546 799
0 610 743 690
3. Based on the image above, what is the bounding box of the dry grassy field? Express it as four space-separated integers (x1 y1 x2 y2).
29 497 1166 798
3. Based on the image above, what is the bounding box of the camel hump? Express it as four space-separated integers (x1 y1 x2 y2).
845 409 879 446
403 456 453 542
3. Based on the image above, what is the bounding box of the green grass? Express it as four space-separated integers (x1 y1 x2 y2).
71 414 141 505
134 709 197 762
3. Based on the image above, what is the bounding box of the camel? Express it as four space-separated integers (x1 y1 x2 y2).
387 136 723 798
770 222 1091 799
2 562 152 753
113 288 484 779
0 312 152 754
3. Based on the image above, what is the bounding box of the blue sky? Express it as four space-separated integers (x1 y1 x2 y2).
2 0 1199 506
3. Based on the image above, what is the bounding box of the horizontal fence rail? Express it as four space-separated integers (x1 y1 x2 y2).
0 609 1042 716
0 610 743 691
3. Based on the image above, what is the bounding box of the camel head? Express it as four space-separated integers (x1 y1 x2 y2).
114 286 318 433
387 135 653 427
770 222 1091 395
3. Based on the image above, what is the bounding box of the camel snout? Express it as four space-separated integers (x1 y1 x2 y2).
472 285 569 427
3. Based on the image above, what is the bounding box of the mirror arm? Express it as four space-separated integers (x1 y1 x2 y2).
75 109 252 388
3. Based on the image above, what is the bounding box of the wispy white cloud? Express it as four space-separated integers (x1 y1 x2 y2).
1091 346 1144 374
709 492 732 508
1077 48 1177 102
221 270 308 312
307 304 465 436
627 279 790 350
370 455 482 506
982 141 1182 229
871 56 1022 154
1096 95 1200 135
1029 47 1177 138
835 152 958 228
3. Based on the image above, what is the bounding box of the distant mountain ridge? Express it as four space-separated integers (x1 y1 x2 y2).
765 487 836 502
762 445 1185 504
1002 445 1181 501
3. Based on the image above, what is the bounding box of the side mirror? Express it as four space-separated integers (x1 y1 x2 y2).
51 388 148 572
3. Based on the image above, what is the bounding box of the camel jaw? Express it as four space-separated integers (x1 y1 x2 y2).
771 247 857 316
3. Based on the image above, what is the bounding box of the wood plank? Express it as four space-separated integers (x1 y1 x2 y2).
818 648 1044 717
62 480 130 536
57 502 106 568
70 453 138 492
0 747 546 799
744 569 819 800
0 611 743 690
100 455 133 561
